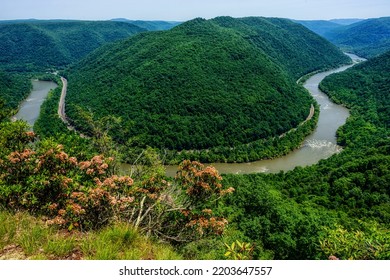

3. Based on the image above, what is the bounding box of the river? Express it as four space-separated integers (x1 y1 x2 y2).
162 53 365 176
13 80 57 127
14 54 364 176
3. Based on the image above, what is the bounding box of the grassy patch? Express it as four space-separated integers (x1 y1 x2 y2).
0 210 181 260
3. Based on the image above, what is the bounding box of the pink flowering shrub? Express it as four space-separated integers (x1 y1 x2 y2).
173 160 235 239
0 140 135 230
0 134 234 241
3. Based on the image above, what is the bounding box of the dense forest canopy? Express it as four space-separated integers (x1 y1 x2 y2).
0 71 31 113
0 21 146 71
216 17 351 79
65 17 349 154
321 50 390 127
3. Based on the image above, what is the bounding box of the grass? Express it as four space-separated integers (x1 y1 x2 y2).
0 210 181 260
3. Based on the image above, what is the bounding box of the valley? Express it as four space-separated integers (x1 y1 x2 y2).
0 15 389 261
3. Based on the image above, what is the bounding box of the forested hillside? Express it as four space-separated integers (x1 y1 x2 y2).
0 21 145 71
0 71 31 118
64 17 349 162
295 20 342 36
213 17 351 79
323 17 390 58
218 50 390 260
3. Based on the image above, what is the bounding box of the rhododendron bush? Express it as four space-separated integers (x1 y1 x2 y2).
0 123 233 242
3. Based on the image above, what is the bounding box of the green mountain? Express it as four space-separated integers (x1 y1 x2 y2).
65 17 349 157
329 18 364 25
213 17 351 79
0 21 146 71
323 17 390 58
111 19 181 31
294 20 342 36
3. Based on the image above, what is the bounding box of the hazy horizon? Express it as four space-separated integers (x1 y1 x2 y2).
1 0 389 22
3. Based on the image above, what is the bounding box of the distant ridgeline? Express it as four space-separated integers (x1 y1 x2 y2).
0 20 146 71
110 19 182 31
64 16 350 163
298 17 390 58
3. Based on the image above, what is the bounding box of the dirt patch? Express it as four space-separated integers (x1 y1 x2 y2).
0 244 28 260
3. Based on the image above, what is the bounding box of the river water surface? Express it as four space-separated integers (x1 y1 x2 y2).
13 80 57 127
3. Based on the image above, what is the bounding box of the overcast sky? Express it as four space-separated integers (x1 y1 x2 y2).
1 0 389 21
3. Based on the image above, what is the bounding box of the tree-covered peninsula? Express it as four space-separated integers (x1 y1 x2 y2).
64 17 350 162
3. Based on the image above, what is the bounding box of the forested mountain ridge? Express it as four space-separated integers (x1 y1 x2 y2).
0 21 146 71
322 17 390 58
294 19 342 36
295 18 364 37
329 19 364 25
218 17 351 79
64 17 349 161
111 18 181 31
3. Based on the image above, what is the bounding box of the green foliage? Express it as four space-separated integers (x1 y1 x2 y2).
0 71 31 112
319 222 390 260
321 51 390 128
324 17 390 58
221 174 337 259
164 105 319 164
0 121 34 156
214 16 351 79
0 21 145 72
224 240 254 260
